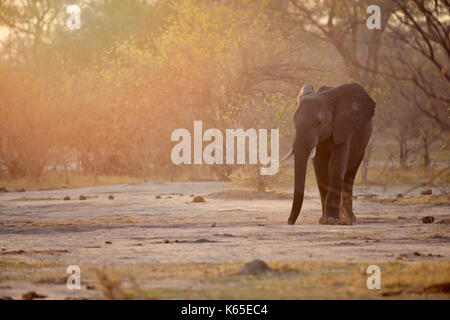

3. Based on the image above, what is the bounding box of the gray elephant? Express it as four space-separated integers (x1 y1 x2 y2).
282 83 375 225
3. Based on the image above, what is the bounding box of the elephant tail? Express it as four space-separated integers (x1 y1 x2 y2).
281 147 294 161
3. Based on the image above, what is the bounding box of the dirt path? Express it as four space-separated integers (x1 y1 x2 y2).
0 182 449 299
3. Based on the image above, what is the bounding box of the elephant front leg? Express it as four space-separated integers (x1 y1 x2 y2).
312 142 331 222
320 183 343 224
319 143 350 225
339 194 355 225
339 166 359 225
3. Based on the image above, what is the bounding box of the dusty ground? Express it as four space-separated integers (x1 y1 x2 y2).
0 182 449 299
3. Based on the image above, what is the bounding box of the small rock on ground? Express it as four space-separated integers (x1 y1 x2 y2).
22 291 47 300
192 195 206 203
421 216 435 224
423 282 450 294
238 259 275 275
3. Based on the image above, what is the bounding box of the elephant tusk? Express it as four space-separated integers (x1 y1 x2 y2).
281 148 294 161
310 146 317 159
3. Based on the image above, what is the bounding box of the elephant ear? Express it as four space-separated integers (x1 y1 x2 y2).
293 84 315 119
318 85 333 92
321 83 375 144
297 84 314 101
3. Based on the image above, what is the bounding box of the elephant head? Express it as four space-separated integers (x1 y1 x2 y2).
283 83 375 225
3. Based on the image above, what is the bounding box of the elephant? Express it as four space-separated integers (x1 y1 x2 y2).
282 83 375 225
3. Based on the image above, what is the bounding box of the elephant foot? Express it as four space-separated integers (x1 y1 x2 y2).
339 207 355 226
319 216 328 225
319 215 338 225
319 215 352 225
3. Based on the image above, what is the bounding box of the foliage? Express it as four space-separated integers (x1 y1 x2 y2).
0 0 447 190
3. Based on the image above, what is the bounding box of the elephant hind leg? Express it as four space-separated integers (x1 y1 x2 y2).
340 165 359 225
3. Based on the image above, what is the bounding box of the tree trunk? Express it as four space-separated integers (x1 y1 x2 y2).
399 125 408 168
64 164 70 185
423 137 430 171
93 158 98 185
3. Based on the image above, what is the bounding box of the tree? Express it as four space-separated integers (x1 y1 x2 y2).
287 0 395 88
381 0 449 131
0 0 64 58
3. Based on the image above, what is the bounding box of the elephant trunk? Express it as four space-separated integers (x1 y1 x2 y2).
287 144 309 225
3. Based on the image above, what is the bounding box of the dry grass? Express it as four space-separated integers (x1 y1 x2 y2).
241 164 449 191
0 257 63 283
0 167 220 190
371 194 450 206
1 257 449 299
0 164 447 192
0 172 141 190
356 166 449 187
10 215 138 228
91 261 450 299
